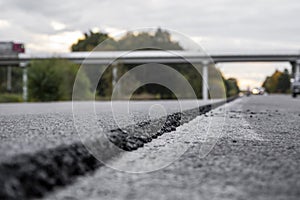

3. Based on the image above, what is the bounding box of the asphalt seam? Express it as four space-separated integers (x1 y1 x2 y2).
0 96 238 200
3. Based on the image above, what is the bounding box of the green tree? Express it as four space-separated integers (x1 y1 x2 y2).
262 69 290 93
262 76 272 93
28 59 91 101
277 69 290 93
116 28 182 50
225 78 240 97
71 31 111 51
71 28 183 52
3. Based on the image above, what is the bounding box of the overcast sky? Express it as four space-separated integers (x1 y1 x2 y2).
0 0 299 89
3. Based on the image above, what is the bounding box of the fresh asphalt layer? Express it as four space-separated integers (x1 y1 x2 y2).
45 95 300 200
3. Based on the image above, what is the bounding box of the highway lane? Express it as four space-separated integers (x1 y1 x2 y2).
0 98 227 200
0 99 220 162
45 95 300 200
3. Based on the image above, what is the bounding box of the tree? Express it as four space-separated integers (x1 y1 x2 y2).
277 69 290 93
262 68 290 93
262 76 272 93
71 28 183 52
28 59 91 101
115 28 182 50
225 78 240 97
71 31 110 51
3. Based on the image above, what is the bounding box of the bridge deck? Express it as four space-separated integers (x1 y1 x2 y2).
0 50 299 66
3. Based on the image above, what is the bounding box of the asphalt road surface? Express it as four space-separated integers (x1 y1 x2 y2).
1 95 300 200
0 99 219 161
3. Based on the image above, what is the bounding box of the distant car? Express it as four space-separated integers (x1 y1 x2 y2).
252 87 265 95
292 76 300 98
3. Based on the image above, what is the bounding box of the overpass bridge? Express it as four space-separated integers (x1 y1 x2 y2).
1 50 300 65
0 50 300 101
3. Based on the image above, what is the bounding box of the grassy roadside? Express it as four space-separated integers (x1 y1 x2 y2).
0 93 23 103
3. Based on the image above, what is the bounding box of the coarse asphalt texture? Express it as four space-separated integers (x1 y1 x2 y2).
46 95 300 200
0 99 229 199
1 95 300 200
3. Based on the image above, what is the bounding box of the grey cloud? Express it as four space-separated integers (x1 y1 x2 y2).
1 0 300 52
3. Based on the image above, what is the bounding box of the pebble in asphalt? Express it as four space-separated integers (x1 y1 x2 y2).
45 95 300 200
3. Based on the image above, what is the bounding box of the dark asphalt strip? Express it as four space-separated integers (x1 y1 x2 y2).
0 97 237 200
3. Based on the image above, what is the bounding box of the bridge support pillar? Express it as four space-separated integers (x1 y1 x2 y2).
7 66 12 92
112 64 118 88
202 61 209 100
20 62 28 102
296 60 300 78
